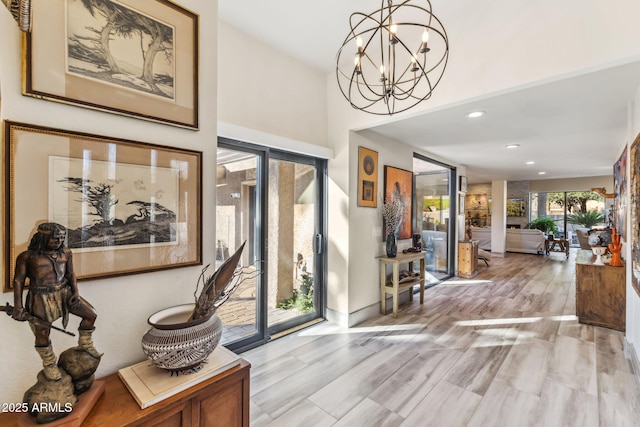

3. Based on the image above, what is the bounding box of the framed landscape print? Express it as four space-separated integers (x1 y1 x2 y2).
3 121 202 291
383 165 413 240
357 146 378 207
23 0 199 129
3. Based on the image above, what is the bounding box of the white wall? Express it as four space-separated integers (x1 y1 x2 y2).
344 130 463 323
0 1 217 403
217 21 329 149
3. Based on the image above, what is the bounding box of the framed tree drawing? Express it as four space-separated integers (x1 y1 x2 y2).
23 0 199 129
357 146 378 207
384 165 413 240
3 121 202 291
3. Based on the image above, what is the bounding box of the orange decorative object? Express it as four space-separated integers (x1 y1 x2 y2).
608 228 624 267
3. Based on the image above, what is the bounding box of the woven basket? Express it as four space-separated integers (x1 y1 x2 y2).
141 304 222 371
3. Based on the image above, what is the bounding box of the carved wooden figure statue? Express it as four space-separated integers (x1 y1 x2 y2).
10 223 102 423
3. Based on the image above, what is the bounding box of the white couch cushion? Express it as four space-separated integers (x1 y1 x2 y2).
471 227 545 254
506 229 545 254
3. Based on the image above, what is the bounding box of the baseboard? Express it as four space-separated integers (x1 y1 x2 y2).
324 307 348 327
326 290 412 327
625 338 640 391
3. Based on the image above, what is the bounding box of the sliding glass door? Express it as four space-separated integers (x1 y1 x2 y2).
530 191 606 246
215 139 326 351
413 154 455 284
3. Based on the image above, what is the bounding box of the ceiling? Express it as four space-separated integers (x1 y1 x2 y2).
219 1 640 185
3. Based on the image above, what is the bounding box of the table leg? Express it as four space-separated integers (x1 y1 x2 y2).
392 262 399 318
380 261 386 315
419 257 425 304
408 261 414 302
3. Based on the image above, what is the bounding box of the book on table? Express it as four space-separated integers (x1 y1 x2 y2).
118 346 241 409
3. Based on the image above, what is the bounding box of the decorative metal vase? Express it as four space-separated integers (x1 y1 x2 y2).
386 232 397 258
141 303 222 371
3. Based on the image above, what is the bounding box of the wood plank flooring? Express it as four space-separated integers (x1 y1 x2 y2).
240 250 640 426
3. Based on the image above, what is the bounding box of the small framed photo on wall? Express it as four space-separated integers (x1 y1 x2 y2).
357 146 378 207
460 175 468 192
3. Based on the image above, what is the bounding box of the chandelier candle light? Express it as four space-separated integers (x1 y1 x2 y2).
336 0 449 115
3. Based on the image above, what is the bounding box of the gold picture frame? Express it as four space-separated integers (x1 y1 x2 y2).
23 0 199 129
357 146 378 207
3 121 202 291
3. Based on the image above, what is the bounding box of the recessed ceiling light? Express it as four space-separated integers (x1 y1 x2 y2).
466 111 485 118
526 161 535 165
505 144 520 149
538 171 546 175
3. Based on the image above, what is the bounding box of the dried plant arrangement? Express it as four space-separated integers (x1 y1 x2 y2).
189 241 256 321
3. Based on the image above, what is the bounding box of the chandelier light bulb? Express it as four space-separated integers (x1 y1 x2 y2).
356 36 363 49
422 30 429 43
410 56 419 72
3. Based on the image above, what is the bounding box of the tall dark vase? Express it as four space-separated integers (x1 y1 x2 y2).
386 232 397 258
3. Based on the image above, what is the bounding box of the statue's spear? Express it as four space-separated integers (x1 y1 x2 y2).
0 302 75 336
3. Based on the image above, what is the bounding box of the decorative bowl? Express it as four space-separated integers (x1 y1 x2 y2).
141 304 222 371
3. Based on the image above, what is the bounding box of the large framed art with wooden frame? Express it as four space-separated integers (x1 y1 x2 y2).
630 134 640 298
3 121 202 291
383 165 413 240
23 0 199 129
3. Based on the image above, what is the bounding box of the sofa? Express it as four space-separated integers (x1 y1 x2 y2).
471 227 546 254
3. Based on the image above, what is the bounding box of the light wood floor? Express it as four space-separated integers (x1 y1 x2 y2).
240 250 640 426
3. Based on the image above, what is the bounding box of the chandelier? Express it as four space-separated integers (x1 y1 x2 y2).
336 0 449 115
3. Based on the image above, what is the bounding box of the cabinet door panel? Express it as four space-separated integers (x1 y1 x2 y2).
198 383 244 427
140 401 191 427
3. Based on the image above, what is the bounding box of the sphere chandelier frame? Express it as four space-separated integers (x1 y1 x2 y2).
336 0 449 115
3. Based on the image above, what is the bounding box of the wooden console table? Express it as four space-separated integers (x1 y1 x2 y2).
0 359 251 427
377 251 425 317
575 261 625 331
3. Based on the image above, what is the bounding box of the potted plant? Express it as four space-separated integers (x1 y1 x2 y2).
567 210 604 228
526 217 558 238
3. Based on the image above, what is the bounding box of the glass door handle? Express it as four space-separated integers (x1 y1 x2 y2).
314 234 322 255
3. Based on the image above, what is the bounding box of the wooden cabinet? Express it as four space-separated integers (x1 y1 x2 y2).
458 240 478 279
575 262 625 331
1 360 250 427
